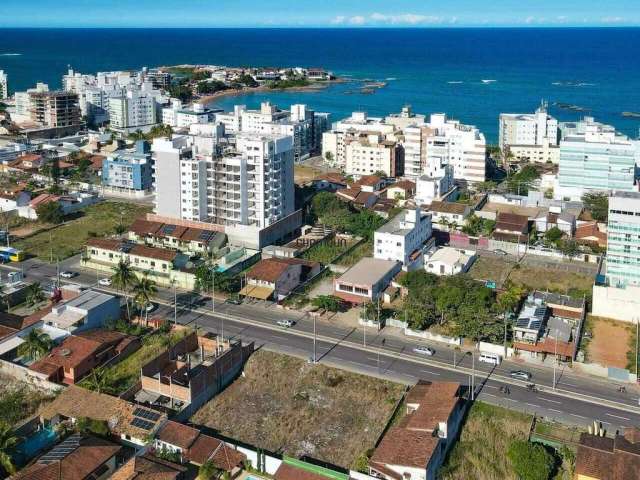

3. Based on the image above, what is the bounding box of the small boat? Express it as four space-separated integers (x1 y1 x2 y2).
622 111 640 118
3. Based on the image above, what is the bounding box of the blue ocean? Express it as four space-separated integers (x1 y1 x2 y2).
1 28 639 142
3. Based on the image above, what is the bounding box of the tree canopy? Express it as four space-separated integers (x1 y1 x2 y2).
507 440 555 480
36 201 64 224
398 271 502 341
582 192 608 222
310 192 385 239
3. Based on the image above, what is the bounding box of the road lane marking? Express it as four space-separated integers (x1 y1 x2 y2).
560 382 578 387
483 393 496 398
570 413 587 419
420 370 441 376
526 403 541 409
484 385 498 389
548 408 563 413
539 398 562 404
606 413 631 421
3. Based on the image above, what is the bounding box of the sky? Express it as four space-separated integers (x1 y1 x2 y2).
1 0 639 28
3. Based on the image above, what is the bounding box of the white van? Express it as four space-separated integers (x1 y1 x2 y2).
478 352 502 365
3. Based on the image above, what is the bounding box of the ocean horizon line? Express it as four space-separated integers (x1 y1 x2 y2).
1 25 639 30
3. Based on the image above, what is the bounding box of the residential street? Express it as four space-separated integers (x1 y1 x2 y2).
3 256 639 433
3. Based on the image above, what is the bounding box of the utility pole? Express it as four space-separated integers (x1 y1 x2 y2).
635 317 639 381
313 314 317 364
173 279 177 325
553 333 558 390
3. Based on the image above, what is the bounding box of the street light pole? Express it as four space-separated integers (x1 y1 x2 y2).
472 353 475 400
173 280 177 325
553 334 558 390
313 314 317 364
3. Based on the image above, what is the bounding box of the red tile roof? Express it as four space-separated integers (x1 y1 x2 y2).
30 193 60 208
157 421 200 450
187 434 245 470
111 453 186 480
575 429 640 480
356 175 382 187
274 463 333 480
11 434 121 480
247 258 293 283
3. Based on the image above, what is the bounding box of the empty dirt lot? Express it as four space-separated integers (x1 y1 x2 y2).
191 350 405 469
586 316 632 368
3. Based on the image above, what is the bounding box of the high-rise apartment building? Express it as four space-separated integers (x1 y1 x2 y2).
108 90 157 132
151 124 296 248
0 70 8 100
424 113 486 184
558 118 639 200
605 191 640 287
28 90 82 128
344 132 403 178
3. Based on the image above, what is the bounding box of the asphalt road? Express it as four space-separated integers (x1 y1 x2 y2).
3 256 639 433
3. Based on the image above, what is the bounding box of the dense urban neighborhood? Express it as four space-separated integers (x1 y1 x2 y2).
0 49 639 480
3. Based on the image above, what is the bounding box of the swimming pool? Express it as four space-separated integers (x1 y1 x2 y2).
13 427 58 465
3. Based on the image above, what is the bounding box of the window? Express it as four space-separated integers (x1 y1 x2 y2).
354 286 369 295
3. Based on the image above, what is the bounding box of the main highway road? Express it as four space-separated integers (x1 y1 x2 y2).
3 256 639 433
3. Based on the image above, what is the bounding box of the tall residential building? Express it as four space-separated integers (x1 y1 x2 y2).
14 83 49 120
499 103 559 164
499 103 559 150
557 118 639 200
161 101 218 129
322 111 397 168
151 125 296 247
102 141 154 192
0 70 7 100
604 191 640 287
592 191 640 322
424 113 486 184
213 102 328 162
28 90 82 128
108 90 157 132
344 132 403 178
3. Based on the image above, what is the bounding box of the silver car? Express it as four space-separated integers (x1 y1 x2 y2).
510 370 532 381
413 345 435 356
277 319 295 328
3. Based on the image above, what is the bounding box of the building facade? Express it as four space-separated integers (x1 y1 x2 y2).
102 142 154 192
558 118 639 200
499 103 559 153
374 209 432 270
0 70 7 100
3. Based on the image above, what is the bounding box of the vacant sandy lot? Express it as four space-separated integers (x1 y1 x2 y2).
191 350 405 469
586 316 632 368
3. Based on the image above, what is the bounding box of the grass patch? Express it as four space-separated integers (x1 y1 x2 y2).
439 402 533 480
294 164 323 184
15 201 151 262
191 350 405 469
302 239 355 264
83 328 190 395
336 240 371 267
469 256 594 294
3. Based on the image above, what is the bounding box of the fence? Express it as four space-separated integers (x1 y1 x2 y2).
404 328 462 346
478 341 514 358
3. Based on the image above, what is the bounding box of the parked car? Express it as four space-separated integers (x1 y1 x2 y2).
413 345 435 356
98 278 112 286
277 319 295 328
60 271 77 279
510 370 532 381
225 297 242 305
145 303 156 313
493 249 508 256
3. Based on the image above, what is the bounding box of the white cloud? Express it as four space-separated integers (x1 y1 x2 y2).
525 16 536 24
331 12 449 26
555 16 568 23
601 16 624 24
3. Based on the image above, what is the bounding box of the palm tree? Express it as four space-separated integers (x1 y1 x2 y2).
0 422 19 476
25 282 45 307
438 217 449 231
133 274 157 325
111 260 135 320
18 328 53 361
82 366 113 394
497 282 526 356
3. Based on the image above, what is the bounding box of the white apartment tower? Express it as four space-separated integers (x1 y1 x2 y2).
108 90 157 131
424 113 486 184
499 102 559 164
0 71 8 100
374 208 432 271
152 127 295 246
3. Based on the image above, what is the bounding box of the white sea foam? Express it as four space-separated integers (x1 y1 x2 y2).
385 77 397 81
481 79 496 84
0 53 22 56
447 81 463 84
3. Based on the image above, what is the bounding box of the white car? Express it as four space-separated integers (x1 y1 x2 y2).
277 319 295 328
413 345 435 356
145 303 156 313
98 278 112 286
60 271 77 279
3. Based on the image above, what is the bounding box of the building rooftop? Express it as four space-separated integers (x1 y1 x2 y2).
110 453 186 480
39 386 166 440
428 201 469 215
575 428 640 480
11 433 121 480
338 257 400 285
426 247 473 267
